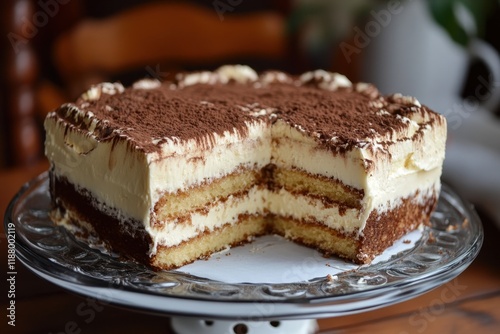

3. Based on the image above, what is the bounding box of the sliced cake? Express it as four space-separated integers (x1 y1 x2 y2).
44 65 447 269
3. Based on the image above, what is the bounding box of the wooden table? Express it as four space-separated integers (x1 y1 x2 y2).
1 161 499 333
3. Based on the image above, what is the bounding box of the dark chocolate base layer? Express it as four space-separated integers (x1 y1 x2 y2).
50 170 152 265
360 192 437 263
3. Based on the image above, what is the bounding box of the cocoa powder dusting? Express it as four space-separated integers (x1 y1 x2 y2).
52 72 441 154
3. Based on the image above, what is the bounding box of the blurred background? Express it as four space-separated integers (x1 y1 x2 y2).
1 0 500 225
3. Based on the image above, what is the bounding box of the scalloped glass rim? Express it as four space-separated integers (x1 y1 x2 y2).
5 172 483 319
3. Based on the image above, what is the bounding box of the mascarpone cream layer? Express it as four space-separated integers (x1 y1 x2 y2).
45 115 271 226
45 115 151 223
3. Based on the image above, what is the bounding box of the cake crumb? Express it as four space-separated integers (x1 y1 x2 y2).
403 239 411 244
225 252 231 256
326 274 338 282
462 218 469 228
428 232 436 243
446 224 458 232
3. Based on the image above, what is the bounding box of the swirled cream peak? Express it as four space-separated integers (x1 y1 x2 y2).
176 65 258 88
133 78 161 90
80 82 125 101
216 64 258 83
260 71 292 84
300 70 352 90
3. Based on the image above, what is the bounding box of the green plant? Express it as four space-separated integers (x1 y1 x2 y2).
426 0 499 46
287 0 499 68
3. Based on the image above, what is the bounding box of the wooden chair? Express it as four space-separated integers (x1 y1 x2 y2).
1 0 42 167
55 2 285 97
0 0 287 167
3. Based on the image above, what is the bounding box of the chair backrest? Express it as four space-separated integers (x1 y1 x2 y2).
1 0 43 167
1 0 85 167
55 2 285 89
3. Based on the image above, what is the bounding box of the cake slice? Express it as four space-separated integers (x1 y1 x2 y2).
44 65 447 269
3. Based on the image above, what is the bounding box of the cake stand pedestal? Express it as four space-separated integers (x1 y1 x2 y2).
170 317 317 334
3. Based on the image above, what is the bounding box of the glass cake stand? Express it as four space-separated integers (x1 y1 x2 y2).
5 172 483 334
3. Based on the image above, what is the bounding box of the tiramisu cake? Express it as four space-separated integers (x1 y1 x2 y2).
44 65 447 269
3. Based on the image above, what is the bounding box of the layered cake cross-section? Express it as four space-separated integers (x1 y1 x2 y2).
44 65 447 270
